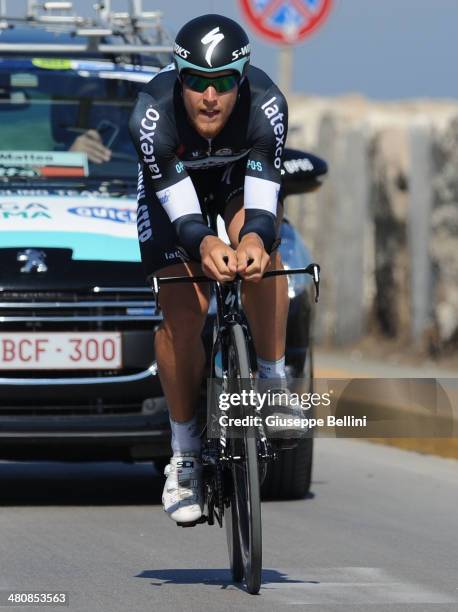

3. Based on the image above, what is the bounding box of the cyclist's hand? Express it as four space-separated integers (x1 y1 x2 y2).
69 129 112 164
200 236 237 282
236 233 270 282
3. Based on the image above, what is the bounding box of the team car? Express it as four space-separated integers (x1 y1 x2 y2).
0 1 327 498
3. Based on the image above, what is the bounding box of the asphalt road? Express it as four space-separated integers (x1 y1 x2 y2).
0 439 457 612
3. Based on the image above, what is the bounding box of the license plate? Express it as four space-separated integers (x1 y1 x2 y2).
0 332 122 370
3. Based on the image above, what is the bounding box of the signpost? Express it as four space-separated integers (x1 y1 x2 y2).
238 0 333 95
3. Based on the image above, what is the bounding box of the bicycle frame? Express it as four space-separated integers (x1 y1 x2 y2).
152 262 320 592
151 264 320 498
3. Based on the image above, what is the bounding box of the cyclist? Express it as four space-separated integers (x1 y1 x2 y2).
129 14 303 524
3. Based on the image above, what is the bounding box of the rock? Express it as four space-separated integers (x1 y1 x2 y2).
287 95 458 353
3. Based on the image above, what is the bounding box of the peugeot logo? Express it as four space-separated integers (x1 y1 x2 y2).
17 249 48 273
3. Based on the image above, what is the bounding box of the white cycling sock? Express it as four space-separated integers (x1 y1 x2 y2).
169 414 201 456
257 356 287 381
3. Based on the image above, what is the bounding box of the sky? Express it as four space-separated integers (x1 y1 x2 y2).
4 0 457 100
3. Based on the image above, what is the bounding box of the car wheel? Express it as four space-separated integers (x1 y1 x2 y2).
261 437 313 500
261 346 314 500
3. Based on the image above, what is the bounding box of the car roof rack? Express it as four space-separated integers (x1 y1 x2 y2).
0 0 173 57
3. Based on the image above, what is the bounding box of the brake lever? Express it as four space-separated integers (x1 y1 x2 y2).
151 276 160 310
305 263 321 303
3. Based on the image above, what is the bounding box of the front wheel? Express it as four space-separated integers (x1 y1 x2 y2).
225 486 244 583
225 323 262 594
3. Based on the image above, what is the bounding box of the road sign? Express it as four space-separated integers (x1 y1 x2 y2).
239 0 333 44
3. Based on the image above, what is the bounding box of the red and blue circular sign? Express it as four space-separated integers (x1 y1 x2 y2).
239 0 333 44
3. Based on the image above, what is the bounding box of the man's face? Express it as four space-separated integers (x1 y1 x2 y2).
181 70 239 139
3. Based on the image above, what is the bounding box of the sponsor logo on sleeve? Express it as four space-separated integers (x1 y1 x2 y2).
246 159 263 172
139 107 163 180
137 163 146 202
137 204 152 243
158 189 171 205
261 96 285 170
164 248 188 262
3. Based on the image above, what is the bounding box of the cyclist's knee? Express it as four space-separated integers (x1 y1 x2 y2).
155 264 210 338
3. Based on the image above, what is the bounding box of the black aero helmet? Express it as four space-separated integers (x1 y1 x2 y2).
173 14 251 78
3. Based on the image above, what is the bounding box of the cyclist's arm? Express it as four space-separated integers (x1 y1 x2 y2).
128 92 216 260
241 86 288 252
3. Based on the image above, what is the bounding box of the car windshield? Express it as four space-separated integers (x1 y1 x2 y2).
0 58 156 182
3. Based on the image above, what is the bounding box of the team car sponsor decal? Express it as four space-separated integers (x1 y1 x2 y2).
68 206 136 224
0 196 140 262
0 201 51 220
94 71 153 83
0 189 128 198
1 58 158 86
10 73 38 88
0 151 88 177
29 58 156 74
0 167 39 178
31 58 73 70
261 96 285 170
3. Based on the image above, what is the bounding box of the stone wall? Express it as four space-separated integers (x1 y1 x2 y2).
285 95 458 354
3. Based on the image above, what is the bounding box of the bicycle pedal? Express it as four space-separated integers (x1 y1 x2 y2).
176 515 208 528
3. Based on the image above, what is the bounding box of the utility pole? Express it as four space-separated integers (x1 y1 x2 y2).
278 22 297 97
278 44 293 97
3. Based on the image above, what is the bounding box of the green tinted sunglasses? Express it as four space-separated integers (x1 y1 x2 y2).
181 72 240 93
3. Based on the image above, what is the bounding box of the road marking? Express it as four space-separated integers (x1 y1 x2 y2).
260 567 457 605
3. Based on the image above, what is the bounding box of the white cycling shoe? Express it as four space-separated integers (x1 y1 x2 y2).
162 455 203 524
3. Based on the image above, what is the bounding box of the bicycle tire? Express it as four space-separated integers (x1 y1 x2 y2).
228 323 262 594
225 486 244 583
